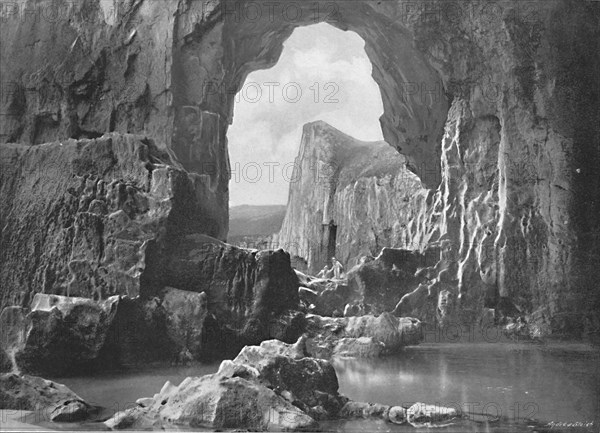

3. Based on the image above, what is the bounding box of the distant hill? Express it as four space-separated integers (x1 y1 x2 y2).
228 205 287 242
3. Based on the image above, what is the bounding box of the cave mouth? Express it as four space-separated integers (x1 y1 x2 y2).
226 22 385 208
173 2 450 241
226 23 388 251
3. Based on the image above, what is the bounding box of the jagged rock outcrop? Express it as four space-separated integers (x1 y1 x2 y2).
104 338 460 430
275 121 427 274
0 0 598 337
0 133 304 371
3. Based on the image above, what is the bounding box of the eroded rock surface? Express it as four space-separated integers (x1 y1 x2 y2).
0 133 304 372
0 133 219 308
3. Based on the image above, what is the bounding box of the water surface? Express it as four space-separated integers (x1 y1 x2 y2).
26 342 600 432
327 342 600 432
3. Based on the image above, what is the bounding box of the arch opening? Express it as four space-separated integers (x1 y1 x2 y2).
227 23 385 207
170 1 450 241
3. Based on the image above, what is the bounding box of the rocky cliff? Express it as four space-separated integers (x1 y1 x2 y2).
1 0 599 337
276 121 427 273
0 134 303 370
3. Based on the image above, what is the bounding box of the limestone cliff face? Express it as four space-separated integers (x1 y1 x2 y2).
276 121 427 274
0 0 598 336
0 134 301 365
0 134 218 307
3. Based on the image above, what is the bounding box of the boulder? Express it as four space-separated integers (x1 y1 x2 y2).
109 374 317 431
1 295 120 375
232 341 345 419
104 406 158 430
105 339 336 430
161 235 302 357
339 401 390 419
406 402 460 427
332 337 384 358
0 373 92 423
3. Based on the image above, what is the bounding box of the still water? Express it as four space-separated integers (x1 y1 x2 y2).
326 342 600 432
45 342 599 432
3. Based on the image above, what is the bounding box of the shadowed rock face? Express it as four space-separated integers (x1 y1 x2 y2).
0 0 599 337
0 294 177 376
0 133 303 370
0 290 300 376
0 134 221 308
347 247 443 315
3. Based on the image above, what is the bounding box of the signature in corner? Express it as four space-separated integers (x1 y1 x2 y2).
546 421 596 429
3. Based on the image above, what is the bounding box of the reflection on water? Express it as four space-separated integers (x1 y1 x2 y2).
329 342 600 432
49 343 599 432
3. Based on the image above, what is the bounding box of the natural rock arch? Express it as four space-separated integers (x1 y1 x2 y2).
170 0 451 229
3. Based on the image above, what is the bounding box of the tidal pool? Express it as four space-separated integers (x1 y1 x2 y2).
20 342 600 432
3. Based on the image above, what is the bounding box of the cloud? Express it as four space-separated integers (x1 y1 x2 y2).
228 23 384 206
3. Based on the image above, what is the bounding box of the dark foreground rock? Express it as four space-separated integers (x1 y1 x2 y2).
104 338 460 431
0 374 92 422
